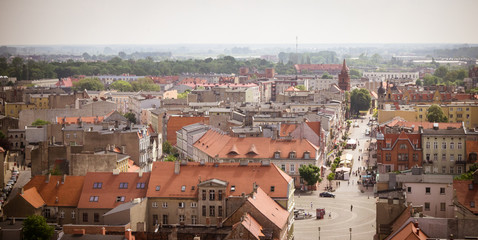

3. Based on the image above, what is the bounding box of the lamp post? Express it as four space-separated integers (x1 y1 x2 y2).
318 227 321 240
349 227 352 240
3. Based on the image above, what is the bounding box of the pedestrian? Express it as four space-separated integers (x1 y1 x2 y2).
351 205 353 211
329 212 331 218
348 180 350 186
311 202 313 209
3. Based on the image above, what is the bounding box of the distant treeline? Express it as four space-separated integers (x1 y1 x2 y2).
433 47 478 58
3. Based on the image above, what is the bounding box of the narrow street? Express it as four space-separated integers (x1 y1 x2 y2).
294 115 376 240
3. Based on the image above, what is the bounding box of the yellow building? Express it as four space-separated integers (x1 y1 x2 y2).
29 94 49 109
4 102 36 118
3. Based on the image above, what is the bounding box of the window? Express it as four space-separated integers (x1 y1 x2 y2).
425 202 430 211
442 166 446 173
202 190 207 200
179 215 185 222
290 164 295 173
425 187 431 194
162 215 168 224
450 167 454 174
442 142 446 149
433 154 438 161
398 153 408 161
116 196 125 202
191 202 197 208
400 144 407 149
289 152 296 158
385 153 391 161
153 214 159 225
458 154 462 161
181 185 186 192
458 142 462 149
202 206 206 216
155 185 160 191
407 187 411 193
426 154 430 161
83 213 88 222
66 134 70 139
281 164 286 171
426 142 430 149
209 206 215 216
450 114 454 118
136 182 145 189
271 186 275 192
440 202 446 211
192 215 197 225
450 154 455 161
231 185 235 192
72 211 75 219
162 202 168 208
179 202 185 208
458 166 463 174
304 152 310 159
433 142 438 149
94 213 99 222
457 114 463 118
152 202 158 208
44 208 51 218
218 190 223 201
441 154 446 161
413 154 418 162
60 211 65 219
274 151 280 159
119 182 128 189
471 201 476 208
89 196 99 202
93 182 103 189
450 142 454 149
440 188 445 194
73 133 77 138
218 206 223 217
209 190 215 200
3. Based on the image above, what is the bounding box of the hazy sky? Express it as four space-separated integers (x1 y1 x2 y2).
1 0 477 45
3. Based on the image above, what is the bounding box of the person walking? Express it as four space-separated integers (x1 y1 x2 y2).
351 205 353 211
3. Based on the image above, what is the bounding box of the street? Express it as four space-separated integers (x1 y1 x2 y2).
294 115 376 240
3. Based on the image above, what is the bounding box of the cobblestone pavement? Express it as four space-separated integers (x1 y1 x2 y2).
294 115 376 240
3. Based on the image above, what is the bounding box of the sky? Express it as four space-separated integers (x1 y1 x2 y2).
0 0 477 45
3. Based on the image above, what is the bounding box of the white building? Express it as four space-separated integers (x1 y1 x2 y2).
363 72 419 81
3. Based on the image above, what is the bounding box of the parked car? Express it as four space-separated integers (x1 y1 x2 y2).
319 192 335 198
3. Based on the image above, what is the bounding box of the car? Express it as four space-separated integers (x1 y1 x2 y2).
6 180 14 187
319 192 335 198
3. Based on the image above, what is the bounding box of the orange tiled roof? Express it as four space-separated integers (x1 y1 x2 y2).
389 221 429 240
195 129 318 159
247 187 289 229
454 179 478 214
167 116 209 145
23 175 85 207
390 205 412 234
20 187 46 209
77 172 150 209
57 116 104 124
128 159 140 172
305 121 321 137
237 213 264 239
146 162 292 199
280 124 297 137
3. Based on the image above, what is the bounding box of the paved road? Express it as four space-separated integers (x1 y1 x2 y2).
7 169 31 202
294 115 376 240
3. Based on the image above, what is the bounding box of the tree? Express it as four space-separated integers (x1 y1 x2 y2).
177 90 191 99
416 79 423 86
299 164 322 187
327 172 336 187
73 77 104 91
123 112 137 124
163 141 173 155
22 215 54 240
110 80 133 92
131 77 160 91
31 119 51 126
426 104 448 122
296 85 307 91
350 88 371 116
164 155 177 162
321 71 333 79
434 66 448 79
350 69 362 79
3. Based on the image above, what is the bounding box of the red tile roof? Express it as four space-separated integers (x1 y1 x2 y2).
128 159 140 172
78 172 150 209
454 179 478 214
236 213 264 240
56 116 104 124
23 175 85 207
305 121 321 137
388 221 429 240
247 187 289 229
146 162 292 199
195 129 318 159
280 124 297 137
20 187 46 209
167 116 209 145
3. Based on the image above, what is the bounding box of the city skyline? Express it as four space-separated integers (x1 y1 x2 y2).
1 0 478 46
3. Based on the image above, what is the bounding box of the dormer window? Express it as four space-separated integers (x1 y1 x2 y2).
119 182 128 189
231 185 236 192
116 196 125 202
289 151 296 159
89 196 99 202
136 182 145 189
93 182 102 189
274 151 280 159
271 186 275 192
304 152 310 159
181 185 186 192
155 185 160 191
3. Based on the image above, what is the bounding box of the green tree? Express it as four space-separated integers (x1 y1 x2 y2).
164 155 177 162
327 172 335 187
350 69 362 79
22 215 54 240
350 88 371 116
416 79 423 86
296 85 307 91
73 77 104 91
299 164 322 187
163 141 173 154
110 80 133 92
123 112 137 124
131 77 160 91
434 66 448 79
177 90 191 99
426 104 448 122
321 71 333 79
31 119 51 126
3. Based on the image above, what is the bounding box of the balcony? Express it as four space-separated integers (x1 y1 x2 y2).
455 160 466 165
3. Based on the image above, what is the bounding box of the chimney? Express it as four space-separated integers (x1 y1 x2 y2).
416 228 420 235
138 170 143 178
56 181 60 187
101 227 106 235
253 182 258 193
20 188 24 195
113 169 120 175
121 146 126 154
174 161 180 174
114 120 119 129
46 173 51 183
125 229 132 240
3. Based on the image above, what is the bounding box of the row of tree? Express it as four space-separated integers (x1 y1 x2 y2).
72 77 161 92
417 66 467 87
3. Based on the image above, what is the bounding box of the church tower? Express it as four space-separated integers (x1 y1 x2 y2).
338 59 350 91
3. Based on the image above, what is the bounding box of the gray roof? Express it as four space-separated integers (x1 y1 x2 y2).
422 128 466 136
103 200 138 217
60 234 124 240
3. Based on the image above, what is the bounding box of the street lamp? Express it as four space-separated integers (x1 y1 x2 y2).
318 227 321 240
349 227 352 240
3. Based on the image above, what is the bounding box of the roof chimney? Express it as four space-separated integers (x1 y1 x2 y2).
416 227 420 235
125 229 132 240
62 174 66 184
139 170 143 178
46 173 51 183
101 227 106 235
113 169 120 175
174 160 180 174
